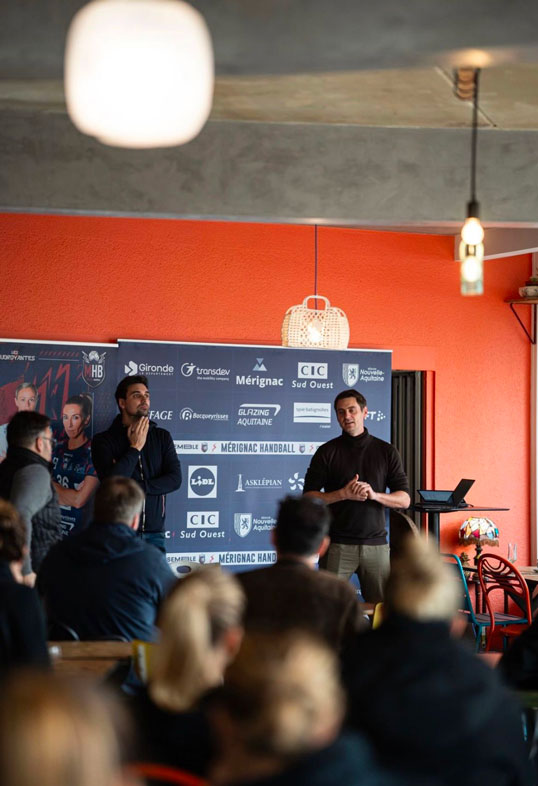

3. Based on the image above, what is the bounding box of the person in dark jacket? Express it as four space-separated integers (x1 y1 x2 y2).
238 495 366 652
343 534 533 786
0 411 61 584
91 374 181 553
0 499 50 672
37 476 176 641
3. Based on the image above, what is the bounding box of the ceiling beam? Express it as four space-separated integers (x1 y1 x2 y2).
2 109 538 227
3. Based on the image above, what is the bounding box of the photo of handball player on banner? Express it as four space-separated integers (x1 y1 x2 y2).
52 394 99 537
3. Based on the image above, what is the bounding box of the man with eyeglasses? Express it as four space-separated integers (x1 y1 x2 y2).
0 382 39 462
92 374 182 553
0 411 62 586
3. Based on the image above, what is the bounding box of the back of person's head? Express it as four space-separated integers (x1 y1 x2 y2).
212 631 344 762
0 672 127 786
114 374 148 408
93 476 144 526
0 500 26 563
274 495 331 556
385 534 458 622
150 565 245 712
6 411 50 449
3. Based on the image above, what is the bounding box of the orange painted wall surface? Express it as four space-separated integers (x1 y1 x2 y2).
0 213 531 558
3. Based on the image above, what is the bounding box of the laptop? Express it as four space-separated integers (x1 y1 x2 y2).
417 479 475 509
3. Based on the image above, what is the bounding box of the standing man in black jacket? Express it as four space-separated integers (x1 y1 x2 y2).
92 374 182 553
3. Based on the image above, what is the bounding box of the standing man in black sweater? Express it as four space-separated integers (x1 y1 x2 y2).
92 374 182 553
303 389 410 602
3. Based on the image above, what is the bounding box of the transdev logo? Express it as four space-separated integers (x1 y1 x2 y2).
180 362 230 381
293 402 331 424
297 362 328 379
188 466 218 498
124 360 174 376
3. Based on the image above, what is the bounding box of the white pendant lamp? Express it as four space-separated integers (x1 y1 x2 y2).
456 68 485 296
281 226 350 350
64 0 214 148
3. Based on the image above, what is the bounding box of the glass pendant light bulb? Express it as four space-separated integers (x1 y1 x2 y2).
460 242 484 296
461 254 482 283
461 216 484 245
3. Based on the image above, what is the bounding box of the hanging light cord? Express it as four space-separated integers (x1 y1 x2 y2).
314 224 318 310
469 68 480 207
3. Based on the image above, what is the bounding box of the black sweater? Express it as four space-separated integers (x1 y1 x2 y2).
303 429 409 544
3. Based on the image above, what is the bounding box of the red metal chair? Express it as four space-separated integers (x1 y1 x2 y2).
477 552 532 652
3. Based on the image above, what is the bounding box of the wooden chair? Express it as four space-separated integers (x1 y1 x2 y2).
477 552 532 652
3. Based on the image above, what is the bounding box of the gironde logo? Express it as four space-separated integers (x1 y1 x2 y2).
188 466 217 498
124 359 174 376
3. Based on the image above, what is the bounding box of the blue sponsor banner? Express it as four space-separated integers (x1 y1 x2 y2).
0 339 118 536
118 341 392 571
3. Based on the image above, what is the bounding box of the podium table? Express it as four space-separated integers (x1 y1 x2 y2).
412 505 509 545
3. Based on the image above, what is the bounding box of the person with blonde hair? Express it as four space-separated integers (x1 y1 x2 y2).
343 534 533 786
127 565 244 777
0 671 133 786
208 631 395 786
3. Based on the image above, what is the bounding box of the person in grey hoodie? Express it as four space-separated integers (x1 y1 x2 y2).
0 411 61 586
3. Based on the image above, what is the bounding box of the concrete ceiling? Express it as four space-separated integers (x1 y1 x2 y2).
2 0 538 257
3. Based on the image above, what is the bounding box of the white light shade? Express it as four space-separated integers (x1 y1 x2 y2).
64 0 214 148
282 296 350 350
461 216 484 245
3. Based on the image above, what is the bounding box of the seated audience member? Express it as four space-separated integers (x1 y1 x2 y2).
343 535 533 786
38 476 175 641
127 565 244 777
0 671 134 786
0 411 61 585
208 631 396 786
238 495 365 651
0 500 49 671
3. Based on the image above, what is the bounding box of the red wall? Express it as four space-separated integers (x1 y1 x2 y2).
0 213 531 558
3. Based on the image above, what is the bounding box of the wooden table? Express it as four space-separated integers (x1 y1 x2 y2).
49 640 132 677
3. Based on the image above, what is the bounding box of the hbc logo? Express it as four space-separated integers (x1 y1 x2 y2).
188 466 218 498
